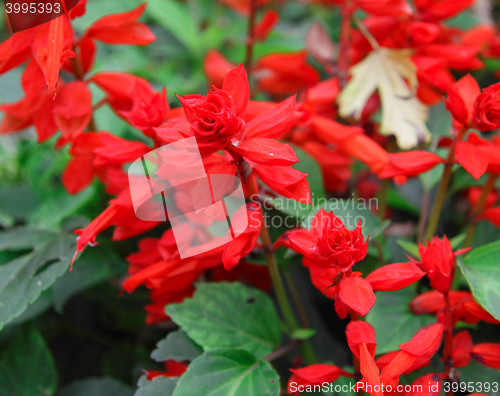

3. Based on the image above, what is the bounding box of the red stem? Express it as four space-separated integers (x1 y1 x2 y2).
338 0 352 85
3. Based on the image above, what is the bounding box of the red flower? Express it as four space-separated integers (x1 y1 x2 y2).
283 209 368 270
474 82 500 131
445 74 480 127
452 330 473 368
417 236 469 294
179 65 248 155
146 360 188 380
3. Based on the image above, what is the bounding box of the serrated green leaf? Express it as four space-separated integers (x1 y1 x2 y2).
458 240 500 321
0 230 76 330
0 227 55 251
151 330 202 363
0 326 57 396
366 289 434 354
52 246 122 312
173 349 280 396
135 376 177 396
166 283 281 359
59 377 134 396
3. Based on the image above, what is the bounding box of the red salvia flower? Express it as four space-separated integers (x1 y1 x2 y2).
471 343 500 369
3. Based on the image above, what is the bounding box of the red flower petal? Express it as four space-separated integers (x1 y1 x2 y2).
243 95 298 139
86 4 155 46
400 323 444 357
346 321 377 359
222 64 249 116
471 343 500 369
366 262 425 291
233 138 298 166
338 276 376 317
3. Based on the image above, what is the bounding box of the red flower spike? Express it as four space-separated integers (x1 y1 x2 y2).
288 364 352 395
471 343 500 369
85 4 155 46
338 276 376 317
444 74 480 126
399 323 444 357
346 321 377 359
451 330 473 368
366 262 425 291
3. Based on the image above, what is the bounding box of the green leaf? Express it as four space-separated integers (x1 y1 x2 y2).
173 349 280 396
151 330 202 363
0 229 76 330
166 283 281 359
135 376 177 396
0 184 39 221
0 227 55 251
146 0 200 52
291 328 316 341
366 289 434 354
52 246 122 312
396 239 419 259
0 326 57 396
59 378 134 396
28 186 95 230
458 240 500 321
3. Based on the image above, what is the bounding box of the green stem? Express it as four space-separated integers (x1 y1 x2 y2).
424 130 466 241
244 0 258 72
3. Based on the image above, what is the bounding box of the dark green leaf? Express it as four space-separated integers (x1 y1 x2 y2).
135 376 177 396
151 330 202 363
458 240 500 320
166 283 281 358
0 327 57 396
52 246 122 312
0 231 76 330
173 349 279 396
366 289 434 354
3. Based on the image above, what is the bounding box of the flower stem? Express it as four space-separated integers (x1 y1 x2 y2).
244 0 258 72
424 130 466 241
245 174 317 364
464 174 497 247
